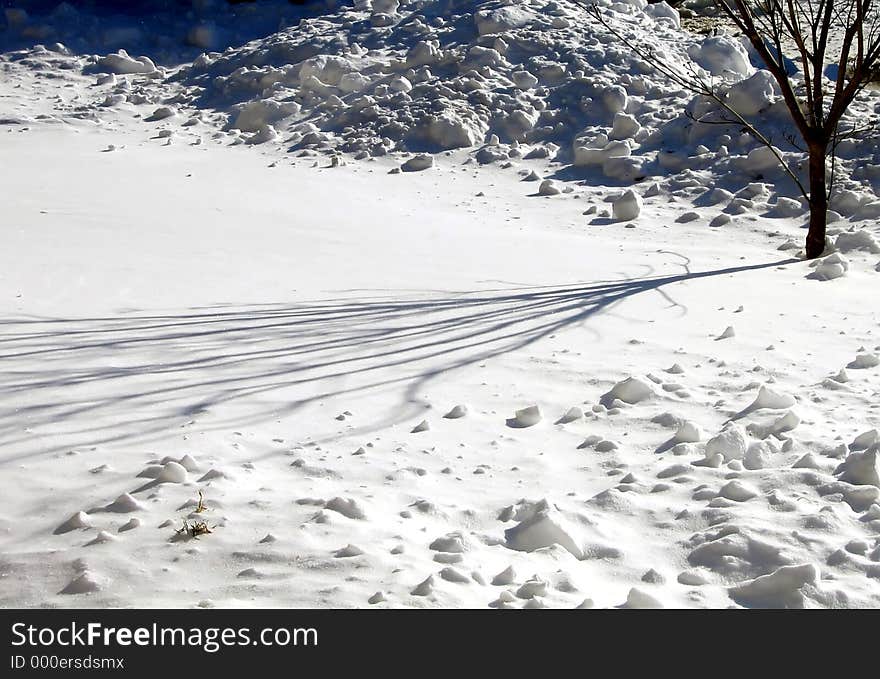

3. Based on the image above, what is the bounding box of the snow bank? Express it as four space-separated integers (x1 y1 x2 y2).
9 0 875 213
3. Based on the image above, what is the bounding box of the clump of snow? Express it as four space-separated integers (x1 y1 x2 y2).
443 404 468 419
508 405 542 428
729 564 819 608
770 197 805 217
60 571 103 595
835 448 880 487
539 179 561 196
612 189 642 221
105 493 144 513
411 419 430 433
749 385 796 411
402 154 434 172
674 420 702 443
705 423 748 462
95 50 155 75
688 35 753 78
848 352 879 369
624 587 664 609
157 461 187 483
835 229 880 254
325 497 366 520
719 479 758 502
602 376 654 405
722 70 778 116
475 6 535 36
851 430 879 450
716 325 736 340
504 500 585 559
54 511 92 535
556 406 583 425
809 253 849 281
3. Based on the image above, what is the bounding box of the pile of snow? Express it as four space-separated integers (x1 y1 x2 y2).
150 0 863 197
6 0 880 211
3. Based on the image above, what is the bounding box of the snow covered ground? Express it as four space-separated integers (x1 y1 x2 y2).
2 0 880 609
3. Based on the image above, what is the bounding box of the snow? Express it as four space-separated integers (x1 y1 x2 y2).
2 0 880 610
836 448 880 488
729 564 819 609
602 376 654 405
95 50 156 75
688 35 754 78
612 189 642 221
704 424 748 462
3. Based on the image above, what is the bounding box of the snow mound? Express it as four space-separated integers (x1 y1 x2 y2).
105 493 144 513
157 461 187 483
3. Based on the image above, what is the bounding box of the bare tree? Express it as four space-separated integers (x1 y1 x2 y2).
578 0 880 259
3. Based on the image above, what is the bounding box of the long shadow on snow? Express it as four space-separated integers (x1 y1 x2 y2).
0 258 794 460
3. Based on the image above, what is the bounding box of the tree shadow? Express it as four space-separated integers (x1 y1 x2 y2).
0 258 795 461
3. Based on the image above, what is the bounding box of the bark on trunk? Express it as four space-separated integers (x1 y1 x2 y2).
805 142 828 259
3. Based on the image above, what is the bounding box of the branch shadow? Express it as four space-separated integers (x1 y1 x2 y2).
0 258 795 461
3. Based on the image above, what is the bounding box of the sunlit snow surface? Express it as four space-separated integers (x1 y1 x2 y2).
1 0 880 609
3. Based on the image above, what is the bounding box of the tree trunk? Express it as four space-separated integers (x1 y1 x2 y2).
805 141 828 259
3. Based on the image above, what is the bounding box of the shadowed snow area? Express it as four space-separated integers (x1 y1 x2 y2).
2 0 880 609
